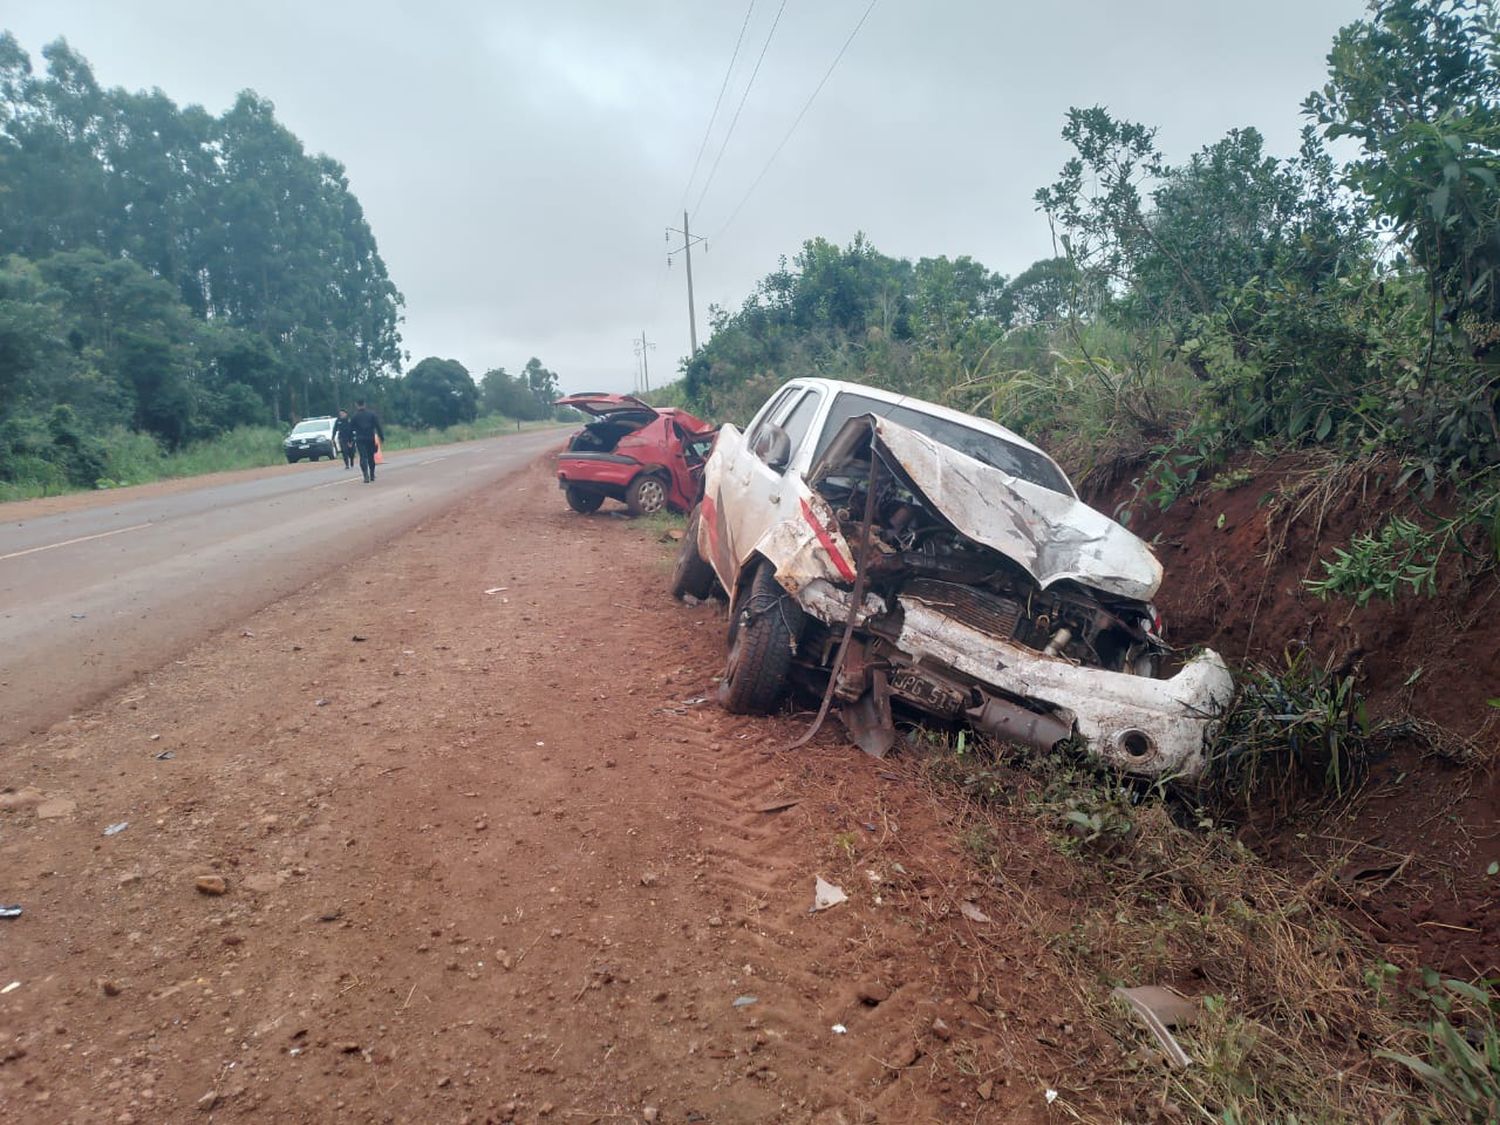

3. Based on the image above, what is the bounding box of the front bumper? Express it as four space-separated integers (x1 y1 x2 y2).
796 579 1233 779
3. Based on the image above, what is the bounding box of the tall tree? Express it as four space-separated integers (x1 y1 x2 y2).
402 357 477 428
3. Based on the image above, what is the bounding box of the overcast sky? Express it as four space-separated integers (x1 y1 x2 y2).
7 0 1369 395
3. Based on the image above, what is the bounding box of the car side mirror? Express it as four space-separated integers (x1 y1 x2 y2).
752 424 792 472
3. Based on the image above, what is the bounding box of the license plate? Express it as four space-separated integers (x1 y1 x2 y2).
889 669 965 714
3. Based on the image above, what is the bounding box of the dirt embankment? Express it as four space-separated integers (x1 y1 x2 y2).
1 455 1107 1124
1090 453 1500 977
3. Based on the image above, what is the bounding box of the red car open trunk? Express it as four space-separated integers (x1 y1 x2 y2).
554 393 717 516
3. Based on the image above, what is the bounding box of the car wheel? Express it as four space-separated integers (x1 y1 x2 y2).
564 485 604 514
287 454 300 463
626 474 668 517
670 505 717 601
718 560 804 715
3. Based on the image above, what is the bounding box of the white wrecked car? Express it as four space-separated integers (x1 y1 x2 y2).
670 377 1233 779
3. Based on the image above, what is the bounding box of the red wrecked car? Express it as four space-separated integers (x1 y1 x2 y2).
554 393 717 516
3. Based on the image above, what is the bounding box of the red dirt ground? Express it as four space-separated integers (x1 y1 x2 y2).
1 455 1125 1124
1093 453 1500 978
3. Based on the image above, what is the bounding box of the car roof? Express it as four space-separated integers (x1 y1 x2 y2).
777 377 1055 460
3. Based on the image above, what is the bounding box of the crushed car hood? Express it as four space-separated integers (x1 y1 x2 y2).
815 415 1164 601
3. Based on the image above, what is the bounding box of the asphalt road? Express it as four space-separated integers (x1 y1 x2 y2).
0 430 562 746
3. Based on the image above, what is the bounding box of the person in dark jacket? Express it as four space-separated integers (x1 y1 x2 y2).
349 400 385 482
333 409 356 470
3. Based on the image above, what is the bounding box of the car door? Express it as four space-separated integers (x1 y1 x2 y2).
724 385 824 583
706 387 790 578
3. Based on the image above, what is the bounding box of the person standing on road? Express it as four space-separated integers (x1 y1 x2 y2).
350 400 385 483
333 409 356 470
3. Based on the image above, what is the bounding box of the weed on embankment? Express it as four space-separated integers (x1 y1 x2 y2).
916 664 1497 1124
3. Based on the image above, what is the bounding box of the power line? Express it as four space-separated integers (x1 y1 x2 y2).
692 0 789 217
712 0 878 241
678 1 757 216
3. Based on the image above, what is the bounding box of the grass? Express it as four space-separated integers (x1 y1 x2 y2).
0 414 559 503
919 735 1447 1123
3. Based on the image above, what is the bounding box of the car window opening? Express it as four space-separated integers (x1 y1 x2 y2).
812 391 1071 496
568 411 655 454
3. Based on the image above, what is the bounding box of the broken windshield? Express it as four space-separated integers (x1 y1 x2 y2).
812 391 1073 496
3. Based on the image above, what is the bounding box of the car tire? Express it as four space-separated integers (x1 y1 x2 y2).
625 474 668 517
670 505 717 601
718 560 804 715
564 485 604 514
287 454 300 463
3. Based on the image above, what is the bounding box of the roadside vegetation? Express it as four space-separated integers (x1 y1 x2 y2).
0 35 569 500
920 727 1498 1123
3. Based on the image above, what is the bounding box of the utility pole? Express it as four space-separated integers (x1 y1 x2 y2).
633 330 657 394
666 211 706 355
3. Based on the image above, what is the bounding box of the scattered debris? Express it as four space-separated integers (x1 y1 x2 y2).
831 1024 848 1035
103 821 128 836
98 979 122 997
732 995 758 1008
680 696 708 706
811 876 848 913
1045 1089 1058 1105
148 733 161 741
959 901 992 924
70 612 86 619
0 906 21 919
240 630 254 638
1112 985 1197 1069
352 634 367 642
154 750 175 760
931 1018 952 1041
194 875 228 896
0 982 19 994
315 698 329 707
484 587 508 595
977 1079 994 1101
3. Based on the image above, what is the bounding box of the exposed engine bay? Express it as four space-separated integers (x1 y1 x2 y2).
813 453 1166 679
770 416 1233 775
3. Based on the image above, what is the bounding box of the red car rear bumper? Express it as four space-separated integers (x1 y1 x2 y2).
557 454 639 494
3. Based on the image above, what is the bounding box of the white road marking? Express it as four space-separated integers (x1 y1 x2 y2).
311 475 364 492
418 456 449 466
0 521 154 562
